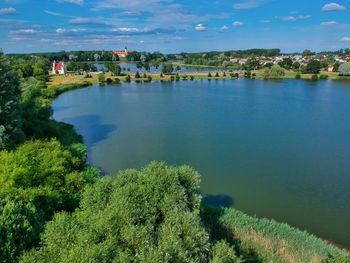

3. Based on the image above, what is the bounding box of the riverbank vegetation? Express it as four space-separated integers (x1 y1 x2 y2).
1 50 350 262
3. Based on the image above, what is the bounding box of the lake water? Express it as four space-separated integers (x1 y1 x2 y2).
52 79 350 246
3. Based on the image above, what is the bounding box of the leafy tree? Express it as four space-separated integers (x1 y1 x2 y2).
175 65 181 71
0 200 44 263
306 60 321 74
161 63 174 74
98 73 106 83
338 62 350 76
278 57 293 70
0 139 97 262
22 162 215 263
105 62 121 76
302 49 314 57
243 58 260 71
135 72 141 78
0 50 24 150
263 65 285 79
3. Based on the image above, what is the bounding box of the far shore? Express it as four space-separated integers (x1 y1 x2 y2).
48 70 350 87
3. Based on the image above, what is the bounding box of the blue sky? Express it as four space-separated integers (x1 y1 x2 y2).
0 0 349 53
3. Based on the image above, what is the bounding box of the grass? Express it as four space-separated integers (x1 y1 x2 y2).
202 206 350 263
48 70 350 88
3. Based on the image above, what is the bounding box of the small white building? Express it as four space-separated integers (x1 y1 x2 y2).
52 61 67 75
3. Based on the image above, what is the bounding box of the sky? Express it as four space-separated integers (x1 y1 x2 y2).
0 0 349 54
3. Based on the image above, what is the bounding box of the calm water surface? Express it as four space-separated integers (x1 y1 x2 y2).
53 79 350 246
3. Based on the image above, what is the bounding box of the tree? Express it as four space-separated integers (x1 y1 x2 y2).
105 62 121 76
278 57 293 70
22 162 216 262
338 62 350 76
306 60 321 74
0 50 24 150
0 139 97 262
263 65 285 79
98 73 105 83
302 49 314 57
175 65 181 71
161 63 174 74
0 200 44 263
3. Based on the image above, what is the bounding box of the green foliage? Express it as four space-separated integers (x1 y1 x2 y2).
295 73 301 79
319 74 329 80
0 50 24 150
0 140 97 262
161 63 174 74
0 199 44 263
302 49 315 57
125 74 131 83
263 65 285 79
135 71 141 78
104 62 121 76
305 60 321 74
210 240 240 263
208 72 212 77
23 162 212 262
278 57 293 70
311 74 319 81
338 62 350 76
98 73 106 83
202 207 348 263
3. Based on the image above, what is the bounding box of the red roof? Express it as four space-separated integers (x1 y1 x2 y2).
112 50 135 55
54 62 64 71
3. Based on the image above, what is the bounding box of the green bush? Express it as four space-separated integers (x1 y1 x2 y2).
295 73 301 79
338 62 350 76
22 162 215 262
0 140 97 262
98 73 105 83
311 74 319 81
319 74 329 80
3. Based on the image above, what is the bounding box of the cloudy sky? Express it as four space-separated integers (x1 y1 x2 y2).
0 0 349 53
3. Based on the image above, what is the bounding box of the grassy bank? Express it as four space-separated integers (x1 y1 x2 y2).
48 70 350 87
202 206 349 262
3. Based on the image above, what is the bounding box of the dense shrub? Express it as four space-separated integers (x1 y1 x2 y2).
295 73 301 79
319 74 329 80
22 162 233 262
0 50 24 150
338 62 350 76
311 74 319 81
0 140 98 262
263 65 285 79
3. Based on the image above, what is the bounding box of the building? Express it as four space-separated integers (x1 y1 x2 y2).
328 65 334 72
52 61 67 75
112 47 135 58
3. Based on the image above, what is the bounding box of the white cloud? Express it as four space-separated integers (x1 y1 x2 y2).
56 28 86 34
277 15 311 21
57 0 84 5
260 19 271 23
0 7 16 15
69 17 105 25
44 10 65 17
341 37 350 42
232 21 243 26
221 25 229 31
233 0 262 9
195 23 207 31
322 3 346 11
320 21 338 26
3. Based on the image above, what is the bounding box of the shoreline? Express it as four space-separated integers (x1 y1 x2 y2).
48 71 350 87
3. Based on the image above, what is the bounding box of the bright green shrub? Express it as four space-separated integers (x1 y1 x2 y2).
22 162 214 263
338 62 350 76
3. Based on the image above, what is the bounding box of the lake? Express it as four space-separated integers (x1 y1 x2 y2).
52 79 350 247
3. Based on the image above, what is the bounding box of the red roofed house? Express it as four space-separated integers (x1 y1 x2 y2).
52 61 67 75
112 47 134 58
